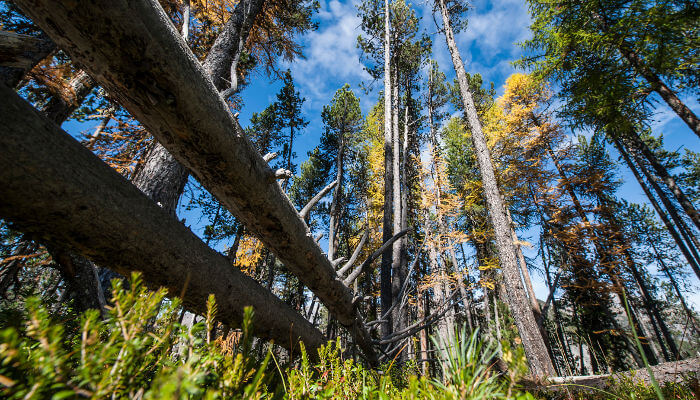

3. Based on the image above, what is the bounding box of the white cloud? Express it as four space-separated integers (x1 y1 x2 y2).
427 0 533 90
285 0 371 111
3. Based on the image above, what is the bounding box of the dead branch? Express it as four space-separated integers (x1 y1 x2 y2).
337 228 368 276
343 230 408 286
300 180 337 219
541 357 700 391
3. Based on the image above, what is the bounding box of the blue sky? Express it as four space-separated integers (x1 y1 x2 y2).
229 0 700 309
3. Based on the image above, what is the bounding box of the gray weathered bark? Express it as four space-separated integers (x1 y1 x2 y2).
545 357 700 390
435 0 555 377
380 0 394 341
0 30 55 87
181 0 190 41
131 143 189 215
328 136 345 261
37 68 105 314
0 84 325 353
15 0 377 363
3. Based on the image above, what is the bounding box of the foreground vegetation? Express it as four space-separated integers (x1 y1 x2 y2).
0 274 695 399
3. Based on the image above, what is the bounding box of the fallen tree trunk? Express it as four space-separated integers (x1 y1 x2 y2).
544 357 700 391
14 0 376 363
0 83 325 355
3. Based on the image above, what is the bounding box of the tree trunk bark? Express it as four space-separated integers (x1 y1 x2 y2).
37 68 106 314
181 0 190 42
545 357 700 391
41 69 96 123
634 147 700 278
0 85 326 355
390 62 404 338
429 242 455 347
380 0 394 341
328 134 344 261
506 207 542 320
624 249 679 360
435 0 555 377
17 0 378 363
131 142 189 215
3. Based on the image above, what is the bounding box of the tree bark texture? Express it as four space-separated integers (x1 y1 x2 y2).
328 134 344 261
0 84 326 354
380 0 394 340
131 142 189 215
41 69 96 123
15 0 377 363
0 30 55 87
390 75 404 338
435 0 555 377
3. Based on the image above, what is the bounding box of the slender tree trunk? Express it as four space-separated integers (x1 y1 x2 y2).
617 45 700 137
418 286 430 375
621 131 700 231
506 207 542 320
435 0 555 376
181 0 190 42
430 242 454 347
390 62 404 338
41 69 96 123
380 0 394 340
624 249 679 360
328 134 344 261
598 193 681 360
613 138 700 279
86 105 115 149
645 306 671 362
635 148 700 279
651 242 700 337
227 223 244 265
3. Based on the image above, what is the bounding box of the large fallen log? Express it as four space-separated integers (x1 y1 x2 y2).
0 83 325 355
543 357 700 391
14 0 376 363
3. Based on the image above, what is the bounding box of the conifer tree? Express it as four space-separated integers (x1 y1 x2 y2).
434 0 555 376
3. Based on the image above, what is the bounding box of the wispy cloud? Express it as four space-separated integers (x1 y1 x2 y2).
285 0 371 111
427 0 533 91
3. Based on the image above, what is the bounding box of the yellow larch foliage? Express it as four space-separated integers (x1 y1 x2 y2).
233 234 263 276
